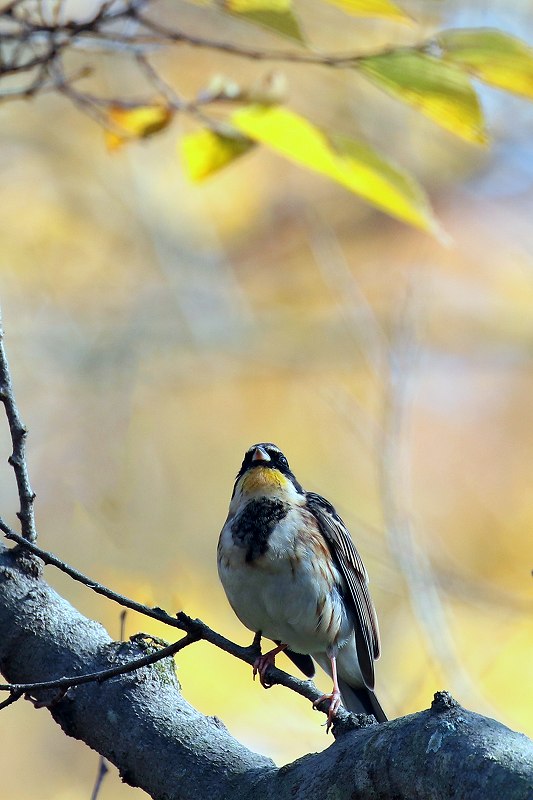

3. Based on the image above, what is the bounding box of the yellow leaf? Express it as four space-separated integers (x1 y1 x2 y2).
438 29 533 100
181 128 254 181
324 0 410 23
228 0 291 9
105 105 174 150
359 50 487 144
206 0 304 42
232 105 440 234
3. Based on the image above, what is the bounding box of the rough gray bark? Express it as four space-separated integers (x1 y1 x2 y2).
1 544 532 800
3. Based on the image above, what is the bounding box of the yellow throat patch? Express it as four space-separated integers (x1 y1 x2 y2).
241 466 287 494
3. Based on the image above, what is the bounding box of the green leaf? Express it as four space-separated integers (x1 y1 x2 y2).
359 50 487 144
232 105 440 234
223 0 304 42
323 0 410 23
181 128 254 181
438 29 533 100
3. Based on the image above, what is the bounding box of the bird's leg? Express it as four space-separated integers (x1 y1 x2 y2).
253 641 288 688
312 654 342 732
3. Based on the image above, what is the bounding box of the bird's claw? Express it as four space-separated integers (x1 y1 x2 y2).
252 642 287 688
253 653 276 688
313 690 342 733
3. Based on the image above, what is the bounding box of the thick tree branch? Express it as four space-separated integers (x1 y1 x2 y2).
0 631 198 704
1 544 531 800
0 544 274 800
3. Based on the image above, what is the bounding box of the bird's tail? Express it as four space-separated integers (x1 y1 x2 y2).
338 678 388 723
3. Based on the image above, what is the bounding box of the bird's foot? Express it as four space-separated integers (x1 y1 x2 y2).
253 643 287 688
313 689 342 733
253 653 274 688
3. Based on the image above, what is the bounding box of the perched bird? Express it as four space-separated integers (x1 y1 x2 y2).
217 443 387 729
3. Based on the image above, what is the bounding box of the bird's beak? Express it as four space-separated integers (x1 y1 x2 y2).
251 446 271 463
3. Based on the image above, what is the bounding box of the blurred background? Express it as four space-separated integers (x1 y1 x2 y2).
1 0 532 797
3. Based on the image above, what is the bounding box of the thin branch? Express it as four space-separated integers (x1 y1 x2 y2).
119 608 127 640
0 319 37 542
0 0 432 108
2 1 421 66
0 518 188 628
134 11 416 67
90 757 109 800
0 523 361 729
0 632 198 701
3 0 148 37
0 688 22 710
134 49 183 105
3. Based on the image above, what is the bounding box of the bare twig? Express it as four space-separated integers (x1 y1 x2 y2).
134 11 409 66
0 632 198 704
0 48 56 76
119 609 127 640
134 50 182 105
0 317 36 542
0 688 23 710
0 0 414 69
0 0 432 119
0 518 189 629
90 757 109 800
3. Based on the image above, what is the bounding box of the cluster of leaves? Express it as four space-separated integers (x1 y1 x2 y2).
2 0 533 233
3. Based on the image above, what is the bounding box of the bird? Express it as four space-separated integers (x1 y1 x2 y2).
217 442 387 730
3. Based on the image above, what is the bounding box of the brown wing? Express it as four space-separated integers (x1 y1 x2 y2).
305 492 380 690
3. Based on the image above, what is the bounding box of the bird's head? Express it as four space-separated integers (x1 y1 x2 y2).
231 443 304 501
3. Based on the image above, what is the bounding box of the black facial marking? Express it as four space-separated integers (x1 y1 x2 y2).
231 498 288 563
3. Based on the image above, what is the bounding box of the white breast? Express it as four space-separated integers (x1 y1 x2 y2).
218 506 352 655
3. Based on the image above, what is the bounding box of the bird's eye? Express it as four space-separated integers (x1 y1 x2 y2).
278 454 288 468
